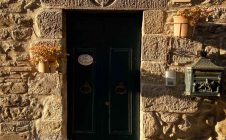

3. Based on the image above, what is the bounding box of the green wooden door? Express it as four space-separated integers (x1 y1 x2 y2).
67 12 142 140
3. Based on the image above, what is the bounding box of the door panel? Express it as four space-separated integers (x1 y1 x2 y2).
109 48 132 135
74 49 96 133
67 12 142 140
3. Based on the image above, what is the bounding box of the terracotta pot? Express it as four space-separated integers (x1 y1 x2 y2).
50 62 57 73
38 61 48 73
173 16 189 37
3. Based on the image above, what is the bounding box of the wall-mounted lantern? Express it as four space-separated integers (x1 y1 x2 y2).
166 70 176 86
185 52 224 96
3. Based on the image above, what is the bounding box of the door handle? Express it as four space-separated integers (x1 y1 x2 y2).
115 82 127 95
105 101 110 106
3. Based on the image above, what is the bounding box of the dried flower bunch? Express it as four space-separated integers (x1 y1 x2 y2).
176 6 212 26
29 44 62 65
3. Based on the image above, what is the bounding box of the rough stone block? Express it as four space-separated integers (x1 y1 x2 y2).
0 13 33 28
40 0 167 9
0 95 30 107
42 95 62 121
1 97 42 122
0 28 10 40
142 35 168 62
0 83 12 95
141 61 166 84
143 112 161 138
9 67 32 72
216 116 226 139
0 13 10 27
143 10 165 34
10 82 28 94
16 62 31 67
0 77 4 83
159 112 180 123
170 37 202 66
35 9 62 39
141 84 199 113
0 0 40 12
172 0 191 3
35 120 62 140
11 27 32 41
0 134 26 140
0 41 24 53
15 52 30 61
0 121 30 133
205 45 220 60
0 0 24 13
28 73 62 95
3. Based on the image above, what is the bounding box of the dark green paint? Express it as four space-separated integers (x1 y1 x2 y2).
67 12 142 140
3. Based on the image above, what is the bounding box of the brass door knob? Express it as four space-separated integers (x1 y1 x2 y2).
105 101 110 106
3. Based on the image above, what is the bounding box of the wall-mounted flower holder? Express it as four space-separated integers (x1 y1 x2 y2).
174 6 212 38
29 44 61 73
173 16 189 37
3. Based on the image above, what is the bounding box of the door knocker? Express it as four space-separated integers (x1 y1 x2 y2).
79 82 92 94
115 82 127 95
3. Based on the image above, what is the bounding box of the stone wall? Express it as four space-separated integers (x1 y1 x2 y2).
0 0 226 140
141 2 226 140
0 1 65 140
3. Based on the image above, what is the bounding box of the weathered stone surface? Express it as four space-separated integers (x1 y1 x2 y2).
143 10 165 34
42 95 62 121
35 120 62 140
170 38 202 66
36 10 62 38
0 28 10 40
11 27 32 41
41 0 167 9
15 52 30 61
0 134 26 140
0 0 40 12
142 35 168 62
0 0 24 13
141 62 166 84
10 82 27 94
0 13 33 27
0 83 12 94
0 13 10 27
8 67 32 72
141 84 199 113
143 112 161 138
28 73 62 95
0 121 30 133
0 41 24 53
216 117 226 139
172 0 191 3
220 37 226 57
195 23 226 36
0 95 30 107
16 62 31 67
24 0 41 10
178 112 214 139
205 45 220 60
0 98 42 122
159 112 180 123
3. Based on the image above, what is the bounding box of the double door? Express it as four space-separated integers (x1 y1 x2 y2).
67 12 142 140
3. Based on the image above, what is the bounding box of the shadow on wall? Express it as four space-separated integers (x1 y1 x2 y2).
141 72 226 140
141 22 226 139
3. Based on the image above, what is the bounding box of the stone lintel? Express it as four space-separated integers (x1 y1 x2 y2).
40 0 168 10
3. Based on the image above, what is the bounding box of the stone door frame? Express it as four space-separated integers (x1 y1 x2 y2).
35 1 167 139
